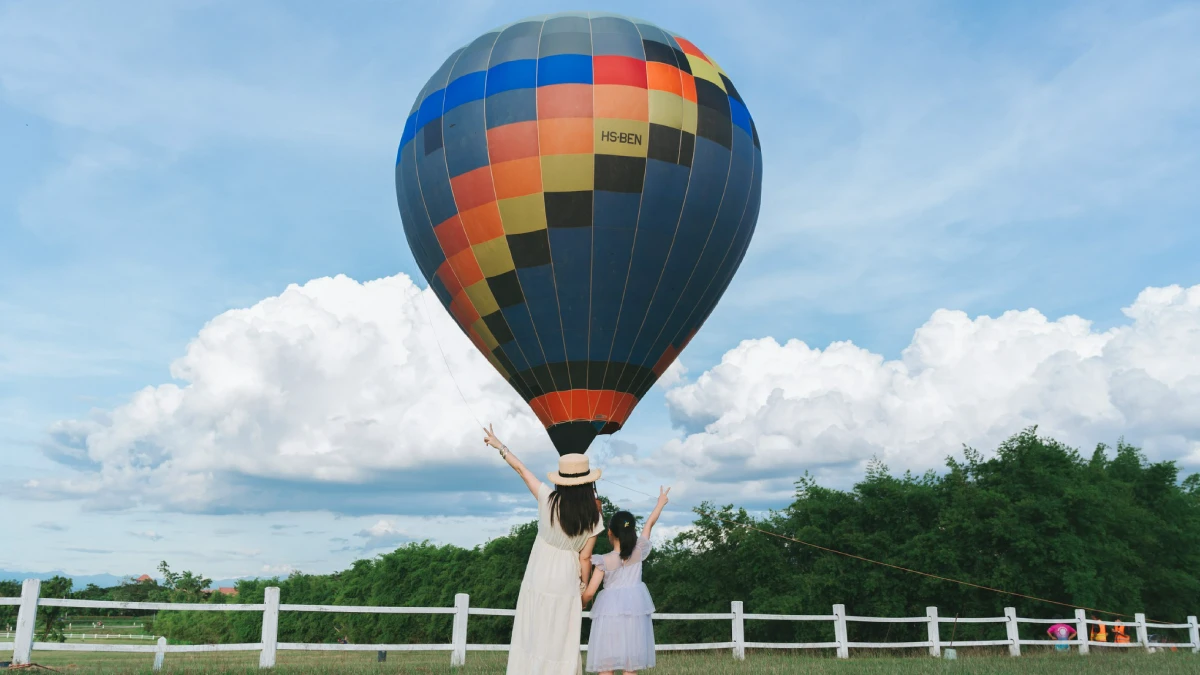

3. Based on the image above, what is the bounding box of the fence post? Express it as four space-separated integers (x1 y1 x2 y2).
1004 607 1020 657
1188 615 1198 653
153 636 167 671
1075 609 1089 655
926 607 940 657
731 601 745 660
13 579 40 666
451 593 469 667
1134 613 1149 651
832 604 848 659
258 587 280 669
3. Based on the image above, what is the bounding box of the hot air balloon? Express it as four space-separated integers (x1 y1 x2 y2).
396 12 762 455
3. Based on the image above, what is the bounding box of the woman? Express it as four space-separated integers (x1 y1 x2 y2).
485 424 605 675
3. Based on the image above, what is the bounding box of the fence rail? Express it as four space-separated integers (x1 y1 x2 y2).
1 632 158 641
3 578 1199 669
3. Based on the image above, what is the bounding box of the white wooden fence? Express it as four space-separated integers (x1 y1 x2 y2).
1 633 159 641
3 578 1198 669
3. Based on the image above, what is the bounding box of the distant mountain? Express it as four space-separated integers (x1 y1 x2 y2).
1 570 252 592
0 570 131 590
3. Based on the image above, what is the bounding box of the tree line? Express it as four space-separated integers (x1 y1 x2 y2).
10 429 1200 646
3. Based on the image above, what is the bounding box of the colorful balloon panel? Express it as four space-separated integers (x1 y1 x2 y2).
396 12 762 455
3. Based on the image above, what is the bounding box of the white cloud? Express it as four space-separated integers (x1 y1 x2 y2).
260 563 297 577
647 524 695 547
658 284 1200 499
714 1 1200 340
30 276 1200 518
353 520 411 552
656 360 689 390
130 530 162 542
29 274 551 513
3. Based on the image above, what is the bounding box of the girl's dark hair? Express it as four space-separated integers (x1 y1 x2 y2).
549 482 600 538
609 511 638 561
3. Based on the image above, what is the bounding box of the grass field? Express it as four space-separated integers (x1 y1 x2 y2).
2 648 1198 674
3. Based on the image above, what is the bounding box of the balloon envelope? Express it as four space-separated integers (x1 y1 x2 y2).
396 12 762 454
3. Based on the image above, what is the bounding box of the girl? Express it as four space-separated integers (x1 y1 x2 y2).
582 487 671 675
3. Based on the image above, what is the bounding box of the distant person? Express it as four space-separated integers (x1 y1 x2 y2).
484 424 605 675
1113 620 1130 644
1047 623 1076 652
582 488 670 675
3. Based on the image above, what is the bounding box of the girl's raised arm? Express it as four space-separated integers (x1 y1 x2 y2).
484 424 541 499
642 486 671 540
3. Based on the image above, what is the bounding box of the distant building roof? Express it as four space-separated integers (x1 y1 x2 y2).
135 574 153 582
217 587 237 595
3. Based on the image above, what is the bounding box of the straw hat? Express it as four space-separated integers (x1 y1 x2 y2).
547 453 601 486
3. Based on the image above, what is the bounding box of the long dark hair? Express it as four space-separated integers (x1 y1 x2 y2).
609 511 638 561
548 482 600 538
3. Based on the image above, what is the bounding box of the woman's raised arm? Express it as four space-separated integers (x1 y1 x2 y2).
484 424 541 499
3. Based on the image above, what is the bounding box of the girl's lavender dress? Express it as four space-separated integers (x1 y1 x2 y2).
587 536 655 672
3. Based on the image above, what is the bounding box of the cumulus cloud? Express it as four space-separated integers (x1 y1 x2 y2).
25 272 1200 518
656 360 689 389
29 274 551 513
658 284 1200 500
353 520 411 552
130 530 163 541
648 524 695 546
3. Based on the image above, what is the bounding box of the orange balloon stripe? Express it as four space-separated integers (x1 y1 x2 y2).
529 389 638 427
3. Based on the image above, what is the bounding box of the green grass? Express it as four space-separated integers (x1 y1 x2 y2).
1 648 1197 674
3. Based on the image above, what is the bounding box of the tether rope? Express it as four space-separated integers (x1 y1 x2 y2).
417 289 1171 627
599 477 1172 625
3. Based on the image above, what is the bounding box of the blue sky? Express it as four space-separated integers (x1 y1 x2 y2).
2 0 1199 582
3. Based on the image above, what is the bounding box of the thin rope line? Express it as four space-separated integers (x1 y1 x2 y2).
625 121 759 400
597 31 699 421
584 11 596 407
622 66 753 400
532 21 577 396
406 47 481 431
471 23 556 412
587 20 656 424
606 46 730 413
419 289 482 428
597 477 1171 624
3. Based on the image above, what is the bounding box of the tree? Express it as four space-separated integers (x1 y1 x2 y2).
37 576 72 642
0 580 19 629
134 430 1200 647
157 561 211 601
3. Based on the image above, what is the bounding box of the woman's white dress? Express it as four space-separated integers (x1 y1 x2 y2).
507 483 605 675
